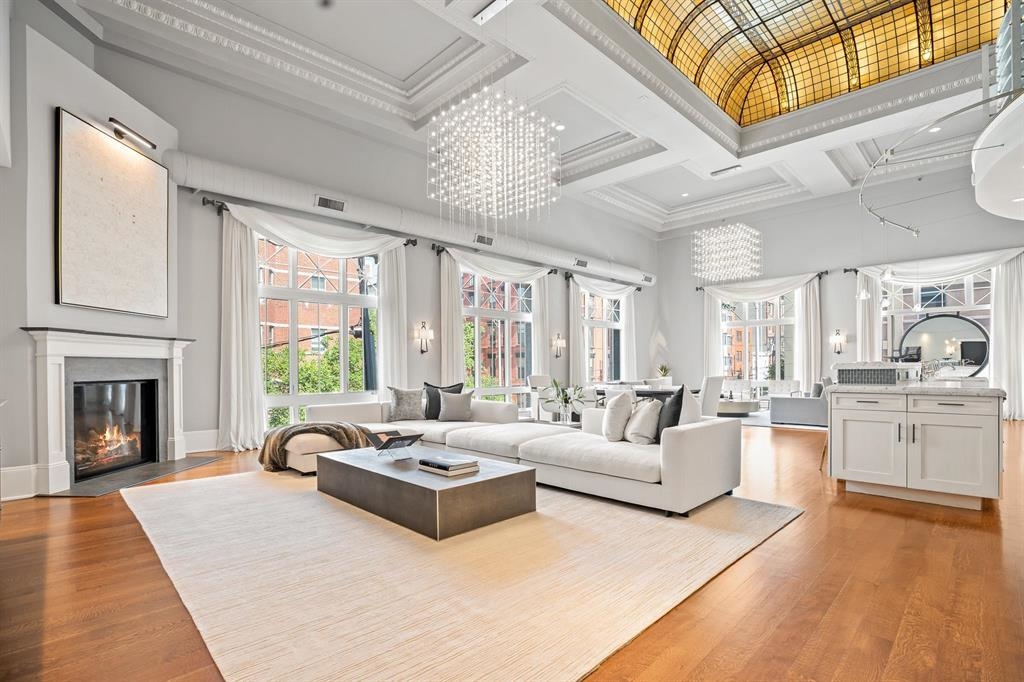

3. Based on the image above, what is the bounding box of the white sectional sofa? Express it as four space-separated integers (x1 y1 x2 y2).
283 399 518 473
293 401 742 516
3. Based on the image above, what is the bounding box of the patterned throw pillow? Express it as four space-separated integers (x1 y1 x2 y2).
424 382 463 420
388 387 425 421
438 391 473 422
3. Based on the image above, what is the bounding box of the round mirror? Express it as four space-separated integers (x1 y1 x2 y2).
898 313 989 377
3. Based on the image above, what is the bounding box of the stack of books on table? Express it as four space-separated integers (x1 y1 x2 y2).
418 454 480 477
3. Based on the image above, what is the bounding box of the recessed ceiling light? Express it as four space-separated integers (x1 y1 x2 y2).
681 193 689 197
1012 197 1024 203
554 124 565 131
928 126 942 133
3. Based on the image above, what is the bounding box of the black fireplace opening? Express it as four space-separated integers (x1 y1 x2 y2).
72 379 158 481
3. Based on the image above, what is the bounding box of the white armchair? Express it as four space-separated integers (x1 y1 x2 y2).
699 376 724 417
528 374 555 421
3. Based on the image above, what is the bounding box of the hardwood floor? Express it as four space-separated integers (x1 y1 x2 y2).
2 424 1021 680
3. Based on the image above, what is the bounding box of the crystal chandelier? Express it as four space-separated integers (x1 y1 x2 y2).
428 86 561 234
691 223 763 284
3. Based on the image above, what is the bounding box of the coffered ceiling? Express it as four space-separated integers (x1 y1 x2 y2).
66 0 1007 237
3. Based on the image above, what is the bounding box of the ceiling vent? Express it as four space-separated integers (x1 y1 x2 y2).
473 234 494 247
710 164 742 177
574 258 589 268
315 195 346 212
642 274 654 283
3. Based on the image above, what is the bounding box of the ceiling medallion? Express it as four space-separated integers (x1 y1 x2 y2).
428 86 562 234
691 223 763 284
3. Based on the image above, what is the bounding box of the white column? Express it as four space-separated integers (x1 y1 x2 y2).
167 341 189 460
32 346 71 494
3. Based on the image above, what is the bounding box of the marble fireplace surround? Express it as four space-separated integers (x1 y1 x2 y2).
23 328 193 494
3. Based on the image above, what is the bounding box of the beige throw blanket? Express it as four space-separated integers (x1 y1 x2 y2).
259 421 371 472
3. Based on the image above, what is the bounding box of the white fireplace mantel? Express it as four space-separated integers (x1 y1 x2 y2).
23 327 193 494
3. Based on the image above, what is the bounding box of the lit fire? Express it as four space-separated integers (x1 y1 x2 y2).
74 422 142 471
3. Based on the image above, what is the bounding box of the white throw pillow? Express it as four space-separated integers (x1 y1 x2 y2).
678 390 702 425
602 392 633 442
624 399 662 445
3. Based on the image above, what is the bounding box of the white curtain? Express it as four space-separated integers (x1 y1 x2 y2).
794 277 821 390
531 276 551 377
448 248 553 382
860 247 1024 285
216 213 265 451
855 272 883 362
992 252 1024 419
703 272 817 302
439 251 464 386
575 275 640 382
569 278 586 387
702 291 723 379
225 203 406 256
378 247 408 390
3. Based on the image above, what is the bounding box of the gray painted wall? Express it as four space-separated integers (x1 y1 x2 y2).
657 167 1024 390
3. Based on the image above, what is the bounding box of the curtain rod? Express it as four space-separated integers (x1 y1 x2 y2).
694 270 829 292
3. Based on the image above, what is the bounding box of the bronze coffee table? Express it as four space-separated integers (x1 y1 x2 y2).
317 446 536 540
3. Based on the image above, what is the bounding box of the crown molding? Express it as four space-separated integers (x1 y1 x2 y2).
561 137 666 184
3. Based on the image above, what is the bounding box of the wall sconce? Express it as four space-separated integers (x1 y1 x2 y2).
829 329 846 355
108 117 157 150
415 321 434 354
552 333 567 359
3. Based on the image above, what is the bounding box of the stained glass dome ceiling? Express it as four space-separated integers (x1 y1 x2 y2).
604 0 1006 126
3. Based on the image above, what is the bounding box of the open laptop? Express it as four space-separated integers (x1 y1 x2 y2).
365 431 423 460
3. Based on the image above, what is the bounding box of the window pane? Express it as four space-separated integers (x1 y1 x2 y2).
267 407 290 428
589 327 620 383
973 271 991 305
478 318 507 388
607 298 621 323
257 238 288 287
510 282 532 313
721 302 740 324
296 250 341 292
347 306 377 392
345 255 378 296
510 393 532 409
461 272 476 307
480 276 507 310
297 302 341 394
509 320 532 387
260 297 290 396
463 316 477 388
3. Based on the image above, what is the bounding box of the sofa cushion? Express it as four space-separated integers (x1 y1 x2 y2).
389 420 485 444
445 422 576 459
283 433 345 456
655 387 684 444
624 399 661 445
602 392 632 442
424 382 463 420
439 391 473 421
519 432 661 483
679 390 702 425
389 387 425 421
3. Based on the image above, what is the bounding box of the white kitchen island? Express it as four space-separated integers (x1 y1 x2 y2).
827 381 1005 510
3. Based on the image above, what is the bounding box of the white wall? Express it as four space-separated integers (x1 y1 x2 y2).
658 167 1024 390
91 45 658 439
0 0 11 168
0 11 178 499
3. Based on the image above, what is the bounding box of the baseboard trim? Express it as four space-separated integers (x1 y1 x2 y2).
1 465 38 501
185 429 220 454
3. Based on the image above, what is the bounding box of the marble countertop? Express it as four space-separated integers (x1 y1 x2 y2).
826 380 1005 398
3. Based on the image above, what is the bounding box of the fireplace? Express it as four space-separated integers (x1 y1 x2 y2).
72 379 158 481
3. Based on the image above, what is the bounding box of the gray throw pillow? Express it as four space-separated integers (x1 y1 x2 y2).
388 387 425 421
438 391 473 421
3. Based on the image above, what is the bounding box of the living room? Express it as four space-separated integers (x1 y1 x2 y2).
1 0 1023 679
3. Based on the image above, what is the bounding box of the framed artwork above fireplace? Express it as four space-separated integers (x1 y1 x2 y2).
55 107 169 318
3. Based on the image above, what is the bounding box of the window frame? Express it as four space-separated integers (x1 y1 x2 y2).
259 241 380 426
581 291 623 383
720 297 795 382
461 269 534 409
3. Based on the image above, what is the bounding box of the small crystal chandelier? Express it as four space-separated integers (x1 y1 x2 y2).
427 86 561 235
691 223 762 284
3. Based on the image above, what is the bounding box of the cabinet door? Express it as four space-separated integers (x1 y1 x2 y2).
830 409 907 486
908 414 1000 498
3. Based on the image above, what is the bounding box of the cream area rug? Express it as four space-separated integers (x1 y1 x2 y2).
122 472 801 681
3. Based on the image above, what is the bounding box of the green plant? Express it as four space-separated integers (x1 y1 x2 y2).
657 363 671 377
542 379 585 415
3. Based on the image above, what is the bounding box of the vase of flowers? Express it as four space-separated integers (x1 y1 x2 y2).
543 379 584 424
